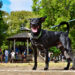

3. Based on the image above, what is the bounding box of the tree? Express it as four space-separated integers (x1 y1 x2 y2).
32 0 40 14
6 11 39 35
32 0 75 51
0 0 3 8
0 10 39 49
0 1 8 47
32 0 75 25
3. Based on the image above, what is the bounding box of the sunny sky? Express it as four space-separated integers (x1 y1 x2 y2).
1 0 33 13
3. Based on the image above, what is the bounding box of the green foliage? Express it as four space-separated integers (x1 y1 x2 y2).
0 11 8 47
0 0 75 55
6 11 39 36
1 41 8 50
32 0 40 14
32 0 74 26
49 47 61 56
0 10 39 49
32 0 75 53
0 0 2 8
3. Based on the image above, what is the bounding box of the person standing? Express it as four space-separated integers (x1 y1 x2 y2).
22 50 27 62
5 49 9 63
0 48 3 63
10 50 15 63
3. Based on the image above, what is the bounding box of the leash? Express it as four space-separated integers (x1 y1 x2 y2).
68 19 75 23
51 19 75 29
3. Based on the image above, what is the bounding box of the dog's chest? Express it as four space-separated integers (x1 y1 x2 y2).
31 36 48 50
32 39 44 48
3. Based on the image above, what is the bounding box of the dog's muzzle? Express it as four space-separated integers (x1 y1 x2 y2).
31 25 40 33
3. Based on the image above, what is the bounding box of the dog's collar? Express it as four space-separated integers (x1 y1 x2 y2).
31 30 42 39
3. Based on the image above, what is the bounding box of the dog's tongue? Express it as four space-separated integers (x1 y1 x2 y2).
31 28 38 33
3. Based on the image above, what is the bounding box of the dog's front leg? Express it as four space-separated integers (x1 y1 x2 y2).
44 49 49 70
32 46 37 70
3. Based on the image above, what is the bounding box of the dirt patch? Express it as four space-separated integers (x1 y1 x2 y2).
0 62 75 75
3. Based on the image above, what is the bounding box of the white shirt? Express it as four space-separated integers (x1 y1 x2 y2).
11 52 15 58
5 50 8 56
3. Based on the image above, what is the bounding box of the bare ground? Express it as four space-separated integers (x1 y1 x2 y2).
0 62 75 75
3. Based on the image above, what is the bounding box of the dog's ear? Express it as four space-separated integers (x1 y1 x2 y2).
40 16 47 22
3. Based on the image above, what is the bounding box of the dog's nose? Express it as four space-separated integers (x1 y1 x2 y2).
31 24 36 27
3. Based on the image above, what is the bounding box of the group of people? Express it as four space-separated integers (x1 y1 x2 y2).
0 48 27 63
0 48 9 63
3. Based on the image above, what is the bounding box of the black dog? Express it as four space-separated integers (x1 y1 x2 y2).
30 17 72 70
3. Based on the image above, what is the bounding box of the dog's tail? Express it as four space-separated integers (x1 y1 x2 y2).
58 21 69 34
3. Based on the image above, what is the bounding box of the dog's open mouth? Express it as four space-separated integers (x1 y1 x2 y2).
31 27 38 33
31 26 39 33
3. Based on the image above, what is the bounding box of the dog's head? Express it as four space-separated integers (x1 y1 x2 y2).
29 16 47 34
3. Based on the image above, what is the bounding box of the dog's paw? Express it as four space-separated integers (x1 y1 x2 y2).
64 67 69 70
32 67 37 70
44 67 48 70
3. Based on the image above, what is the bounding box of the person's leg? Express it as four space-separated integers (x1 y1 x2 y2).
5 56 7 63
7 56 8 63
1 55 2 63
5 56 8 63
